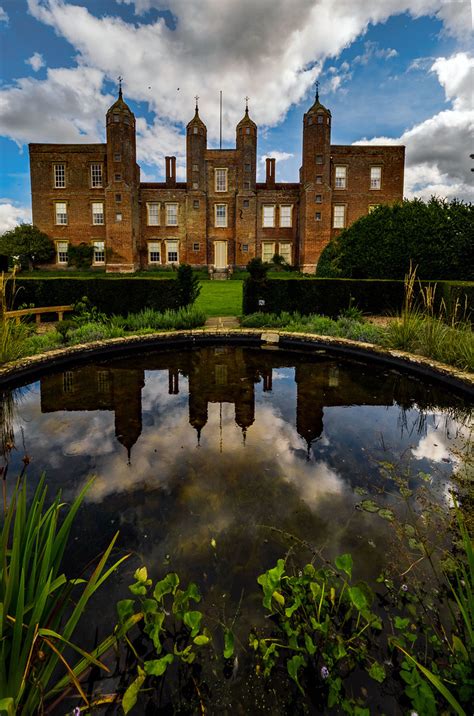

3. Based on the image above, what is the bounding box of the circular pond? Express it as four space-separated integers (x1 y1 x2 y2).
1 344 472 714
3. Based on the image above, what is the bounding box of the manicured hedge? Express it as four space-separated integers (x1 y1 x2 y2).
243 277 474 319
9 277 178 316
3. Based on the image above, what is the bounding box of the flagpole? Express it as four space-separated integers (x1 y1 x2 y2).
219 90 222 149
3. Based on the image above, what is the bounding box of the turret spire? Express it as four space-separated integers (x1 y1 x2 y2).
315 80 319 103
245 95 249 114
118 75 123 99
195 94 199 112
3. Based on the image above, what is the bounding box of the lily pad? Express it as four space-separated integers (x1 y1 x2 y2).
360 499 379 513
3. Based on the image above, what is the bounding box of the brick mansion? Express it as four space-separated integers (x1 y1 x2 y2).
29 88 405 274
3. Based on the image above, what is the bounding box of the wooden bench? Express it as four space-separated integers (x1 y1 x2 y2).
5 305 74 324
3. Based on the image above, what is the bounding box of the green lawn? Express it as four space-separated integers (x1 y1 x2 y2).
195 281 243 316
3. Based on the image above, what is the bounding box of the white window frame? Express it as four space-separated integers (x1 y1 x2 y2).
54 163 65 188
215 203 228 228
92 241 105 264
262 242 275 262
56 241 68 264
91 202 104 225
166 240 179 264
165 203 178 226
215 168 228 192
115 212 122 222
55 202 67 225
335 166 347 189
262 205 275 228
333 204 346 229
148 241 161 264
147 202 160 226
279 205 292 228
370 166 382 190
278 242 292 264
90 163 103 188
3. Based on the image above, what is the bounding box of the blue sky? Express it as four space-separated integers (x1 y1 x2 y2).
0 0 472 231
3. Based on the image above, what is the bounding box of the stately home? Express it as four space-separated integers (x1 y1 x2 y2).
29 89 405 274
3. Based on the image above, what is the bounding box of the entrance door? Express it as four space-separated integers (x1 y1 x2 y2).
214 241 227 269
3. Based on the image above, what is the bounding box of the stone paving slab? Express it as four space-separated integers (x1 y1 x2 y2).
204 316 240 329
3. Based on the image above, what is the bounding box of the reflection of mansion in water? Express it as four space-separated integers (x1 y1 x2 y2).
40 347 425 461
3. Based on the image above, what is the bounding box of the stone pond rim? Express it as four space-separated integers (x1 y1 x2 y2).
0 329 473 399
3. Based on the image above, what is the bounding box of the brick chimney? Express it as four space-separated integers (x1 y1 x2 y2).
265 157 276 186
165 156 176 186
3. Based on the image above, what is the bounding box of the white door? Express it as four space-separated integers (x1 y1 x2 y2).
214 241 227 268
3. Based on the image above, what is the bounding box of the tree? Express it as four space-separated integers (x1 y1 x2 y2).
316 198 474 281
174 263 201 308
0 224 55 271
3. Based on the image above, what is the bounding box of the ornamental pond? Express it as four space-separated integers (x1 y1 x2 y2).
1 344 472 714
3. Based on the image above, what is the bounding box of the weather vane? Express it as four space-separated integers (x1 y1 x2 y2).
195 94 199 111
315 80 320 101
118 75 123 97
245 96 249 112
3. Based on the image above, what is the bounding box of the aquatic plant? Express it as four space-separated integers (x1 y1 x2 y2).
115 567 211 714
0 271 30 365
0 476 129 714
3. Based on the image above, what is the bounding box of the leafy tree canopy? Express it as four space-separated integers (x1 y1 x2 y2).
317 198 474 281
0 224 55 271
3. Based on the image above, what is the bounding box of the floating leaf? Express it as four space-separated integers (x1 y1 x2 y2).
287 654 306 695
122 666 146 714
153 572 179 601
193 634 210 646
368 661 386 683
224 629 235 658
378 508 395 522
129 582 147 596
404 524 416 537
335 553 353 579
360 499 379 513
304 633 316 655
144 653 174 677
348 586 368 611
117 599 135 624
134 566 148 583
183 610 202 637
394 616 410 630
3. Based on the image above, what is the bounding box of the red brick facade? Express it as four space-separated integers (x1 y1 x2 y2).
29 91 405 273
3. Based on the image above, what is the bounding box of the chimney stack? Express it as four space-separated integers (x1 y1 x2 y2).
265 157 276 186
165 156 176 186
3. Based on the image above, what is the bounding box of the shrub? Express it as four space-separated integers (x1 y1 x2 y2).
9 277 178 316
316 198 474 281
68 242 94 269
247 257 269 282
174 263 201 307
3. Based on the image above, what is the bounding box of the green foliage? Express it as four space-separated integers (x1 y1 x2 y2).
67 242 94 269
246 257 269 282
9 277 179 316
243 275 474 319
174 263 201 308
117 567 211 713
241 311 384 344
316 198 474 280
0 224 54 271
0 476 129 713
253 556 383 712
110 306 207 332
0 271 32 364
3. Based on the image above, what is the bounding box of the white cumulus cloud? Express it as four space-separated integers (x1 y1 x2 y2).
26 52 45 72
0 201 32 235
354 52 474 201
0 5 9 24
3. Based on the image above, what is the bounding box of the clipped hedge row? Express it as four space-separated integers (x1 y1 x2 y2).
9 277 178 316
243 278 474 319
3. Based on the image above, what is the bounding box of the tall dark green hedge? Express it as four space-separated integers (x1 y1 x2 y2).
317 198 474 281
9 277 178 316
243 277 474 319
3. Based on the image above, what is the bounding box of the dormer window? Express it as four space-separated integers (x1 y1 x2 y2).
193 126 198 135
317 114 323 124
245 127 250 135
113 114 119 123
